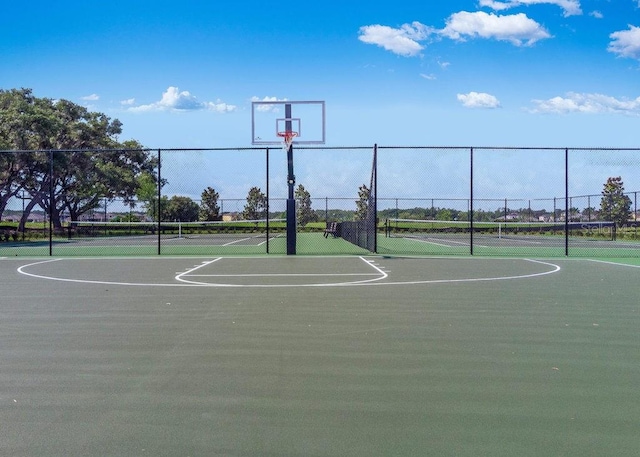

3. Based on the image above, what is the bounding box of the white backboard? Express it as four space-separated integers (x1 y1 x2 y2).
251 100 325 145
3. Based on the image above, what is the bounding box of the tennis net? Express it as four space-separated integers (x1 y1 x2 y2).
65 219 286 239
339 146 377 252
385 218 616 240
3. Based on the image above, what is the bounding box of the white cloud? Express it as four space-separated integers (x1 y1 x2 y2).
81 94 99 101
457 92 502 108
250 96 288 112
479 0 511 11
608 25 640 60
120 98 135 106
420 73 437 80
441 11 551 46
530 92 640 114
129 87 236 113
205 101 237 113
589 10 603 19
358 22 433 57
479 0 582 17
359 12 549 58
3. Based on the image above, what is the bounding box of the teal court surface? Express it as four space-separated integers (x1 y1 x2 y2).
1 255 639 456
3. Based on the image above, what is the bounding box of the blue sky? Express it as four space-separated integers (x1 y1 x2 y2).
2 0 639 148
2 0 640 204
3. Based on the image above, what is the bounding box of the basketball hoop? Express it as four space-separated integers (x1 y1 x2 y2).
277 131 298 152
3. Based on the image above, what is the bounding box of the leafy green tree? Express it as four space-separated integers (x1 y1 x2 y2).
355 184 369 221
242 187 266 220
135 171 168 221
199 187 221 221
0 151 26 218
166 196 199 222
436 208 453 221
111 213 142 223
568 207 581 222
295 184 317 226
600 176 631 228
0 88 154 228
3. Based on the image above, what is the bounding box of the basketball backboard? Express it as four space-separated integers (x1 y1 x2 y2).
251 100 325 145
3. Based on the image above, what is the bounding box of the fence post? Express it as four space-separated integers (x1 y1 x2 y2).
504 198 508 222
565 148 569 256
49 149 54 256
325 197 328 225
635 191 638 240
373 143 378 253
157 149 161 255
266 147 270 254
470 147 474 256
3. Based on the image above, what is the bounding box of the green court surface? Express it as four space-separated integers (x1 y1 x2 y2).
1 255 639 456
0 232 370 257
3 231 640 258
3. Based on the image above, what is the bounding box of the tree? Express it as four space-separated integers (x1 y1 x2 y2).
582 207 597 221
0 89 155 228
199 187 221 221
436 208 453 221
568 207 581 222
242 187 266 220
0 151 25 218
295 184 317 226
355 184 369 221
600 176 631 228
165 196 199 222
135 171 167 221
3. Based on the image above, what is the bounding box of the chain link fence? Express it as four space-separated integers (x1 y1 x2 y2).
1 146 639 257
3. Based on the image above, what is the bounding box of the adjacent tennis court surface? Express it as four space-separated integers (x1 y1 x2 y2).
1 255 639 456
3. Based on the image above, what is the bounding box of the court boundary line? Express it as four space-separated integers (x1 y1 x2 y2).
14 256 562 288
419 237 489 248
584 259 640 269
376 259 560 286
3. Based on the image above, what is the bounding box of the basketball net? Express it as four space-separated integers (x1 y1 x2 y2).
277 131 298 152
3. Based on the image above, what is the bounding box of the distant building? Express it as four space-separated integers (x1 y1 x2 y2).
222 213 239 222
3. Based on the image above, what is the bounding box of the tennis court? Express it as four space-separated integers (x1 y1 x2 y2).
380 219 640 257
2 254 639 456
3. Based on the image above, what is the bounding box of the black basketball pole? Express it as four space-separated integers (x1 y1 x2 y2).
285 103 296 255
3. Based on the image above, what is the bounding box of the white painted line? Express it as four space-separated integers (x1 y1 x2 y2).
405 236 489 248
175 256 389 286
185 273 381 277
222 237 253 246
501 238 543 245
16 257 562 288
175 258 223 284
371 259 561 286
257 236 280 246
585 259 640 269
411 238 455 247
